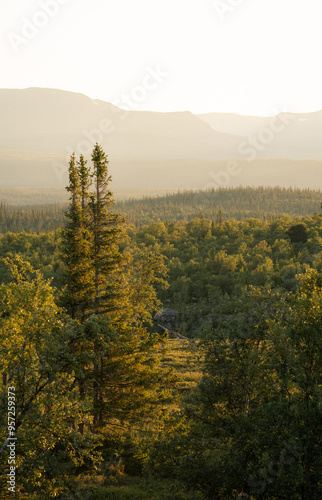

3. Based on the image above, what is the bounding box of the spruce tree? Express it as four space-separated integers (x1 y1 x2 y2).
78 154 91 212
61 153 82 318
61 144 173 435
88 144 124 425
62 144 124 320
89 143 124 316
61 154 93 319
61 145 125 426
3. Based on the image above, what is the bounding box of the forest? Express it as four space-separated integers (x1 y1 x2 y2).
0 185 322 233
0 146 321 499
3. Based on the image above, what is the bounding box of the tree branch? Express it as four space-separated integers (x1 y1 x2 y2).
157 324 196 349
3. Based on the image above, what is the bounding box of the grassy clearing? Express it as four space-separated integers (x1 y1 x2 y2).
27 340 204 500
75 476 203 500
160 338 203 396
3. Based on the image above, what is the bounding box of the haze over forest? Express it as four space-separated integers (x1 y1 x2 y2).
2 0 322 497
1 87 322 192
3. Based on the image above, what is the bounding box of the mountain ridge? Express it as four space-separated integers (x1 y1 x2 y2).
0 88 321 189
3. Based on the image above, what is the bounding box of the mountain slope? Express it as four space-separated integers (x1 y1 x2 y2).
0 88 321 189
197 110 322 159
0 87 241 159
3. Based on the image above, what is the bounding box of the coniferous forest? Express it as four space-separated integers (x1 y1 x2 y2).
0 146 321 499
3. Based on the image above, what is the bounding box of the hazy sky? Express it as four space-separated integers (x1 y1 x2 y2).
1 0 322 115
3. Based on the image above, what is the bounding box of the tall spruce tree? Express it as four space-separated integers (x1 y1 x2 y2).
89 143 124 316
61 144 173 435
61 145 123 319
78 154 91 212
62 145 125 427
61 154 93 319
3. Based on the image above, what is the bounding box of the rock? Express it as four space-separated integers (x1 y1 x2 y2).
154 308 179 330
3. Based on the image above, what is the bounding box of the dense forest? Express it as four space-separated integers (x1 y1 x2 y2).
0 148 321 499
0 185 321 233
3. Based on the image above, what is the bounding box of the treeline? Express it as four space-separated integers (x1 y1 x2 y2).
119 186 322 225
0 203 65 233
1 186 321 233
0 188 67 206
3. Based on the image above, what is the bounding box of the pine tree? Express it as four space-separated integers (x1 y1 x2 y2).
78 154 91 212
60 144 173 437
61 154 93 319
62 145 125 320
89 144 124 316
61 145 126 427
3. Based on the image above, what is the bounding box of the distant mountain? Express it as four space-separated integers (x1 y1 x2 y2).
197 113 274 137
197 111 322 159
0 88 321 189
0 88 240 159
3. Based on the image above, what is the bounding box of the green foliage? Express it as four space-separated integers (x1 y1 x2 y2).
0 202 66 233
61 153 94 319
1 186 322 233
0 254 175 496
1 181 322 498
61 146 124 320
88 144 124 317
0 147 179 498
288 222 309 243
73 476 203 500
0 256 101 498
0 231 62 287
119 186 322 226
170 272 322 499
60 146 175 441
2 209 322 335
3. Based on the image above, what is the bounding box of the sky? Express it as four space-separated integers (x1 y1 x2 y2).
1 0 322 116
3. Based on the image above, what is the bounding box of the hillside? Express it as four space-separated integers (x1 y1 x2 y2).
198 109 322 159
1 88 322 189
